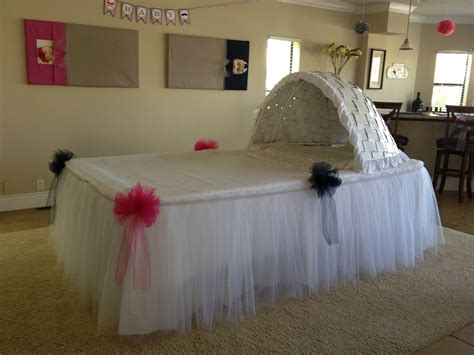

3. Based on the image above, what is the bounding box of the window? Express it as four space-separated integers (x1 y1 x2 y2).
266 37 301 93
431 52 472 110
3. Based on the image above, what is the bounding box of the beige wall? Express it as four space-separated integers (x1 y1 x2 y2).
357 18 474 113
356 20 474 183
1 0 360 195
364 11 389 34
0 0 5 194
357 13 422 110
404 23 474 183
355 22 474 184
415 23 474 107
5 1 469 195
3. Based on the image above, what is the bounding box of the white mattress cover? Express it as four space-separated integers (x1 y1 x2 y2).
65 149 424 204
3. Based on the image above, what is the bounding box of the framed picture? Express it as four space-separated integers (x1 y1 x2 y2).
367 49 386 89
386 62 409 79
168 34 250 91
24 19 138 87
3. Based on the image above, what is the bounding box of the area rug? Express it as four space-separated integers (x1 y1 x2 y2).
0 227 473 353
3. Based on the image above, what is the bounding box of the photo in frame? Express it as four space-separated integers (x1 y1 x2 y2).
367 49 386 89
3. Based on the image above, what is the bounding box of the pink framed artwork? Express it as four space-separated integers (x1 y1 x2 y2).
23 19 139 88
24 19 67 85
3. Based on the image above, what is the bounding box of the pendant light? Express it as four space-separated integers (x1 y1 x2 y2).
399 0 413 50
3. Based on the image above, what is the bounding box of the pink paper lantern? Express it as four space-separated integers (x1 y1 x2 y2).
437 19 456 36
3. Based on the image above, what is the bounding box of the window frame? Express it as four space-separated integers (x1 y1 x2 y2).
431 51 472 108
265 36 302 94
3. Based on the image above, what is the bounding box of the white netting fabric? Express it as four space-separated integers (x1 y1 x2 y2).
250 72 409 173
52 154 444 336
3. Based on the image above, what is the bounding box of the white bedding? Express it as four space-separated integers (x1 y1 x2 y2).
52 147 444 336
65 147 420 204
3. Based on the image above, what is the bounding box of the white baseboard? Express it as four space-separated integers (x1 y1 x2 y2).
0 191 49 212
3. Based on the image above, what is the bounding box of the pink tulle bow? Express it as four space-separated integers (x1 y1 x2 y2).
194 138 219 151
113 183 160 290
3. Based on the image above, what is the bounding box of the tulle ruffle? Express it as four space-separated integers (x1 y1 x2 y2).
50 163 444 335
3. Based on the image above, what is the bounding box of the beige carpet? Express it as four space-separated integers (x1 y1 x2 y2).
0 228 473 353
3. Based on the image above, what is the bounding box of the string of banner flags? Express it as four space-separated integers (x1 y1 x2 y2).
103 0 257 25
103 0 190 25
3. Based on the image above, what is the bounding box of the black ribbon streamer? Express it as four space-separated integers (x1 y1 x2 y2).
309 162 342 245
47 149 75 224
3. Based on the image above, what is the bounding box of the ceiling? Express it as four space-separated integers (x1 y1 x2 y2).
278 0 474 23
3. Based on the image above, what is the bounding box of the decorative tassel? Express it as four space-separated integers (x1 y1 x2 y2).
309 162 342 198
194 138 219 151
47 149 75 224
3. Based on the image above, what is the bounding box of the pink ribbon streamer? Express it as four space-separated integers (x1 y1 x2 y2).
453 114 474 151
115 218 152 290
113 183 160 290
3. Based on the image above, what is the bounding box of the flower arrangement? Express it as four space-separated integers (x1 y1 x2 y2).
324 43 362 76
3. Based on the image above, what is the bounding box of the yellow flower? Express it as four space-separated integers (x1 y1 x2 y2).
347 48 362 56
326 43 336 55
336 45 347 55
324 43 362 75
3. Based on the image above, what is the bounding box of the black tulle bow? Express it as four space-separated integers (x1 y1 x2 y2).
48 149 75 176
309 162 342 198
47 149 75 224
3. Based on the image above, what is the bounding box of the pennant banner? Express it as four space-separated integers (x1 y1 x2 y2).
136 6 148 23
104 1 194 26
151 8 163 25
121 2 133 21
103 0 117 17
165 9 176 26
179 9 190 25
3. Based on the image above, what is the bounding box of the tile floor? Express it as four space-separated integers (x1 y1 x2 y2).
0 191 473 354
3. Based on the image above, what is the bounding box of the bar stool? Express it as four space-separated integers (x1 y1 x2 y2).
373 101 409 151
432 105 474 203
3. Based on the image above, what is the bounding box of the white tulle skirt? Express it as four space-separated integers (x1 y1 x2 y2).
50 155 444 336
